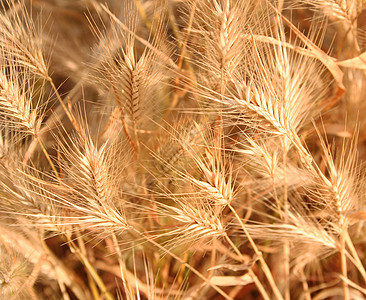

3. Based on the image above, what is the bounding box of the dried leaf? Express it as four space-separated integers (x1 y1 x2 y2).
337 52 366 69
209 274 253 286
208 255 259 272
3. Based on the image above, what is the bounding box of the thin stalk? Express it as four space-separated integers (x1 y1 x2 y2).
298 267 311 300
76 232 100 300
228 204 284 300
69 241 114 300
223 232 271 300
24 76 79 171
111 233 137 298
345 231 366 282
250 269 271 300
133 228 233 300
36 135 59 180
58 279 71 300
162 0 197 121
209 237 218 278
47 78 74 127
133 0 151 30
86 271 100 300
78 252 113 300
40 239 88 300
340 225 350 300
283 144 290 300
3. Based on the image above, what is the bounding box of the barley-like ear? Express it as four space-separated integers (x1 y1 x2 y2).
188 0 256 92
178 122 235 207
153 118 196 177
234 31 326 135
156 195 225 250
151 121 227 246
0 166 61 231
55 128 130 233
0 53 44 136
242 203 338 256
89 2 170 139
151 117 235 207
0 0 48 78
307 129 363 231
235 133 314 194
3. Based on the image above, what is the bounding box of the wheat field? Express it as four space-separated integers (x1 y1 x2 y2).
0 0 366 299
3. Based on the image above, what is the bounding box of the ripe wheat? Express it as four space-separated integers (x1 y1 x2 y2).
1 0 366 299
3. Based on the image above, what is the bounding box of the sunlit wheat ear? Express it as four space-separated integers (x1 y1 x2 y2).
0 0 48 78
243 201 338 253
0 56 44 136
307 129 363 230
234 134 314 195
156 197 225 249
234 38 325 135
89 3 170 134
153 152 226 248
153 117 204 174
188 0 255 90
152 117 235 207
192 19 328 137
54 129 130 233
0 165 62 232
236 134 279 178
178 123 235 207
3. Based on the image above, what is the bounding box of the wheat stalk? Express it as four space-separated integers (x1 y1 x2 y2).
1 0 366 299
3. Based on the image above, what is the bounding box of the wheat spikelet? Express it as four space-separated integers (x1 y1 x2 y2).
306 130 363 232
0 0 48 78
0 0 366 299
157 197 225 249
189 0 254 88
91 2 170 137
53 128 130 233
0 57 43 136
